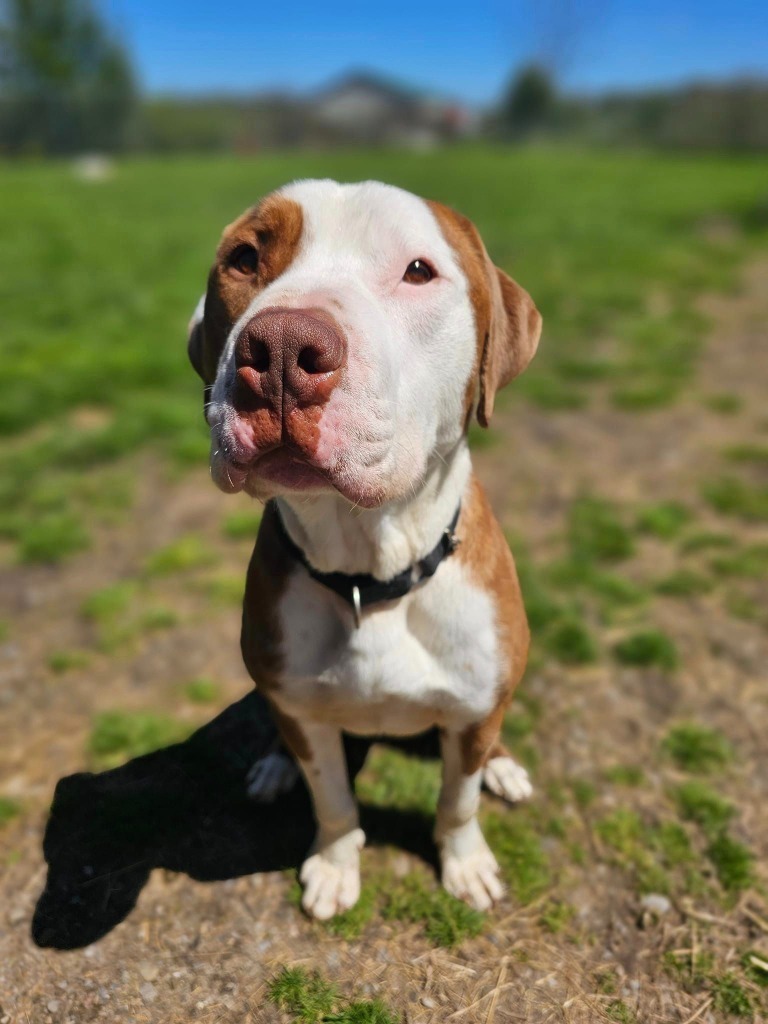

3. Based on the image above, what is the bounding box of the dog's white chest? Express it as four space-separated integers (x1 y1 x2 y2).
273 558 501 735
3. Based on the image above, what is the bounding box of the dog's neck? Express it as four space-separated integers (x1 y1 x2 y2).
275 440 472 580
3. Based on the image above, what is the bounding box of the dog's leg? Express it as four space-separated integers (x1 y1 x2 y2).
482 739 533 803
292 722 364 920
435 728 504 911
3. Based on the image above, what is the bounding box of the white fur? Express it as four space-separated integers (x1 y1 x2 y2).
483 755 533 803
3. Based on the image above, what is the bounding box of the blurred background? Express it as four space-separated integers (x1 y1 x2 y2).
1 3 768 1022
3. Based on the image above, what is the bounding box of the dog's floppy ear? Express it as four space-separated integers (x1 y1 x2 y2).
427 200 541 428
477 259 542 428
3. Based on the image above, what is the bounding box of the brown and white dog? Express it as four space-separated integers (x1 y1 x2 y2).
187 180 541 920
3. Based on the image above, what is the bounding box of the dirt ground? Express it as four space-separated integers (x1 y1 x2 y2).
1 263 766 1024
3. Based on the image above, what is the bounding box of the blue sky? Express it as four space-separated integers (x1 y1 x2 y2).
105 1 768 104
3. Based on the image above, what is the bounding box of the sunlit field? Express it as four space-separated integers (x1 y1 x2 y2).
1 147 767 1022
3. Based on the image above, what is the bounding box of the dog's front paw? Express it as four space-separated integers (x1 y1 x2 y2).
299 828 365 920
483 755 533 803
438 822 504 911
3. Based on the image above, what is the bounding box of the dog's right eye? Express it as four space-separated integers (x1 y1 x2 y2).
228 244 259 276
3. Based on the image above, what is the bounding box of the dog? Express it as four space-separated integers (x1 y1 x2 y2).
187 179 541 920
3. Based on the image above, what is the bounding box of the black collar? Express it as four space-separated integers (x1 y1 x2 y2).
273 503 462 623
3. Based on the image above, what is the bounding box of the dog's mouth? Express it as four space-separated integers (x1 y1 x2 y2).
211 443 386 509
252 448 330 491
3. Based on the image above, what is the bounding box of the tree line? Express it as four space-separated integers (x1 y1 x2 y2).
1 0 767 156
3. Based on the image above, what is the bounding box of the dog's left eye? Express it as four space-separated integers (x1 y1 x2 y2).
228 244 259 276
403 259 434 285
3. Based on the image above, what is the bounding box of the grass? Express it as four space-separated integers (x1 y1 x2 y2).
543 617 598 665
88 710 193 769
613 629 678 669
662 723 733 773
674 781 734 837
0 148 766 561
183 677 220 704
702 476 768 522
47 649 91 673
222 509 263 539
0 797 22 828
355 747 441 817
568 497 635 564
266 967 401 1023
706 833 755 893
482 811 551 903
383 874 484 947
655 569 713 597
80 579 179 650
710 973 753 1016
636 502 692 539
145 534 217 575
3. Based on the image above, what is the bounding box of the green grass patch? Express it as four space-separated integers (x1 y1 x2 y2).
17 512 90 563
655 569 713 597
355 747 441 817
568 497 635 564
636 502 692 539
222 509 263 540
383 873 484 947
543 616 598 665
483 811 551 903
702 476 768 522
710 972 753 1016
725 589 764 622
710 543 768 578
267 967 338 1023
674 781 734 837
540 899 575 934
145 534 217 575
0 796 22 827
680 530 735 553
88 710 193 769
595 808 696 895
604 764 645 787
606 1000 638 1024
202 572 245 606
662 723 733 773
324 881 378 941
722 442 768 465
703 393 743 415
80 580 177 649
613 629 678 669
48 649 91 673
183 677 220 704
706 833 755 893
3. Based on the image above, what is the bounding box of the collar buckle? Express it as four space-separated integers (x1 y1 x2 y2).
351 585 362 629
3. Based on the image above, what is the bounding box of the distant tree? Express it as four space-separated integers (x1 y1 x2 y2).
0 0 137 154
498 64 558 139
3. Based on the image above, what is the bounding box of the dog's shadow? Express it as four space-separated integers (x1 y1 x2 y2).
31 692 441 950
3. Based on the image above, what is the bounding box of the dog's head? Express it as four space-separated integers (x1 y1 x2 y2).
189 180 541 508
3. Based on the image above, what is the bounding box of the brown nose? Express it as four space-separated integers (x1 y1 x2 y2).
234 306 346 409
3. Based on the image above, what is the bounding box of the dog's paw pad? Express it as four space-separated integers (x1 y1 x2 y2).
246 751 300 802
442 844 504 911
299 829 364 920
483 755 533 803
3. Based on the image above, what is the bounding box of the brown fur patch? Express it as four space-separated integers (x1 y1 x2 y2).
426 200 541 428
240 501 312 762
455 475 530 775
189 195 305 386
427 201 491 424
